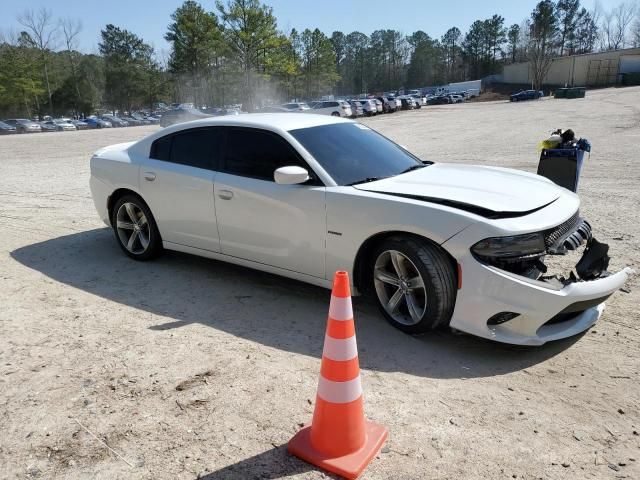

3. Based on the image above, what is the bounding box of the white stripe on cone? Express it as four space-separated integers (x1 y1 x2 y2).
322 335 358 361
317 376 362 404
328 295 353 321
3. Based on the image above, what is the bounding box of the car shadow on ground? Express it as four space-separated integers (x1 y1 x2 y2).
197 444 332 480
11 228 583 380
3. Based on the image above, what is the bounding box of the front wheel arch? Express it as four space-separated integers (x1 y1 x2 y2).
352 231 458 296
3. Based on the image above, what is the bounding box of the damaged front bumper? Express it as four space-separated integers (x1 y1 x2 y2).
445 212 633 346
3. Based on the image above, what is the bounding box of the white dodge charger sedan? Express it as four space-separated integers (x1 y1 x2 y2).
90 114 631 345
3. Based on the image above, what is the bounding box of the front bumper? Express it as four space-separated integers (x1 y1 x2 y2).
449 255 632 345
443 204 633 345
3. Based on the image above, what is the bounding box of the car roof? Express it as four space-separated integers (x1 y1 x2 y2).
162 112 351 133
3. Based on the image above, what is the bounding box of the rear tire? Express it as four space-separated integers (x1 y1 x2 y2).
370 236 456 334
331 112 340 117
111 194 163 261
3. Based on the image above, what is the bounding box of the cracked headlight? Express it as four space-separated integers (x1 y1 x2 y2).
471 233 546 261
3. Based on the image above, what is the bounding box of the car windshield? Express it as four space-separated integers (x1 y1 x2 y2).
289 123 429 186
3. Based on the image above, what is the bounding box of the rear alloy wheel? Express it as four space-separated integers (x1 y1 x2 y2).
371 236 457 334
112 195 162 260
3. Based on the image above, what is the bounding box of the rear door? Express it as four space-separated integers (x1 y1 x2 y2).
139 127 222 252
213 127 326 277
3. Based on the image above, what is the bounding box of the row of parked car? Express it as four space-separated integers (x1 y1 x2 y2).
257 91 476 119
259 95 424 118
0 112 161 134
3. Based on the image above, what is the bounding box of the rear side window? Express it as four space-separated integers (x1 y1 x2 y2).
151 135 172 161
222 128 305 182
150 128 221 170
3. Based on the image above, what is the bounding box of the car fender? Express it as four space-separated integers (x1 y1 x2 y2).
325 187 474 287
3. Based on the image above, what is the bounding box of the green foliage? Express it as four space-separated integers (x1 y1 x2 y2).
462 16 506 79
165 0 224 106
216 0 283 109
99 24 158 112
0 0 607 117
0 42 46 116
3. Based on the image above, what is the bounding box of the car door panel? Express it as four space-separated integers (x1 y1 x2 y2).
140 160 219 252
139 127 221 252
213 127 326 278
215 173 326 277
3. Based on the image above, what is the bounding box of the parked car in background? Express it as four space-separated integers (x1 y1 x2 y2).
410 94 426 107
309 100 352 117
427 95 450 105
281 102 311 112
358 99 377 116
398 97 414 110
131 113 154 125
85 117 113 129
258 105 290 113
141 113 161 124
0 120 17 134
121 116 145 126
101 115 129 127
447 94 464 103
5 118 42 133
71 119 89 130
159 108 212 127
49 119 77 131
376 97 397 113
348 100 364 118
373 99 384 113
510 90 543 102
388 97 402 110
39 121 58 132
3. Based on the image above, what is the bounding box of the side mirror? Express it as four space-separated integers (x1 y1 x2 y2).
274 166 310 185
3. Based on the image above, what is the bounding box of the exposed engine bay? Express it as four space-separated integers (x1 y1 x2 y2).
474 211 611 287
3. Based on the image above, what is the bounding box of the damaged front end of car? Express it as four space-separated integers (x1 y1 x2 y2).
470 211 610 288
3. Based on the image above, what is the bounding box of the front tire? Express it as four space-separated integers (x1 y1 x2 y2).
370 236 456 334
111 194 162 261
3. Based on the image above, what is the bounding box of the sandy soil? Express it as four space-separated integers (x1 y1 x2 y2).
0 88 639 480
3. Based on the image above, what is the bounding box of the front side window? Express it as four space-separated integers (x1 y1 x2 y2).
290 123 427 186
222 128 306 182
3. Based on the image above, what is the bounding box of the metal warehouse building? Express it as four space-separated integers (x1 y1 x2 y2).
501 47 640 87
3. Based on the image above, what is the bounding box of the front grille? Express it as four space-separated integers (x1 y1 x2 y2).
544 211 581 249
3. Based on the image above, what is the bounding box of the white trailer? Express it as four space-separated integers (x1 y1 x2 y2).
447 79 482 96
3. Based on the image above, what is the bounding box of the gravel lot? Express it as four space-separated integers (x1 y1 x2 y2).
1 87 638 480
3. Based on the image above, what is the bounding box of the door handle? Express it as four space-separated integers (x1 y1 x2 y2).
218 189 234 200
144 172 156 181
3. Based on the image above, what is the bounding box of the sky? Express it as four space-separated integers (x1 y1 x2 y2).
0 0 621 57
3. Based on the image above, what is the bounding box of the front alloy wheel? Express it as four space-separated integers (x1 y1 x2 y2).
374 250 427 326
371 236 457 334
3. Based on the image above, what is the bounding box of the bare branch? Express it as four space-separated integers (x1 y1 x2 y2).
17 7 59 51
60 17 82 52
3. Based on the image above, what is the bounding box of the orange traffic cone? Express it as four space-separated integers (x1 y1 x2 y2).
288 271 388 479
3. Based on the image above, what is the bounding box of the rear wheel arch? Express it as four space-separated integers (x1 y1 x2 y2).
107 188 148 225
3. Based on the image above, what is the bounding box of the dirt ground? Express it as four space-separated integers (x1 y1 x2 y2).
1 87 639 480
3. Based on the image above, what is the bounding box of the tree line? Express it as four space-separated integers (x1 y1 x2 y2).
1 0 639 117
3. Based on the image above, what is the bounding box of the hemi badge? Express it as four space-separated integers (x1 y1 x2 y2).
328 231 342 236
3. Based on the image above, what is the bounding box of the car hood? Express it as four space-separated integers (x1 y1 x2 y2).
353 163 565 217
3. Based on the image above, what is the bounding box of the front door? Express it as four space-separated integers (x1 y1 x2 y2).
213 127 326 278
